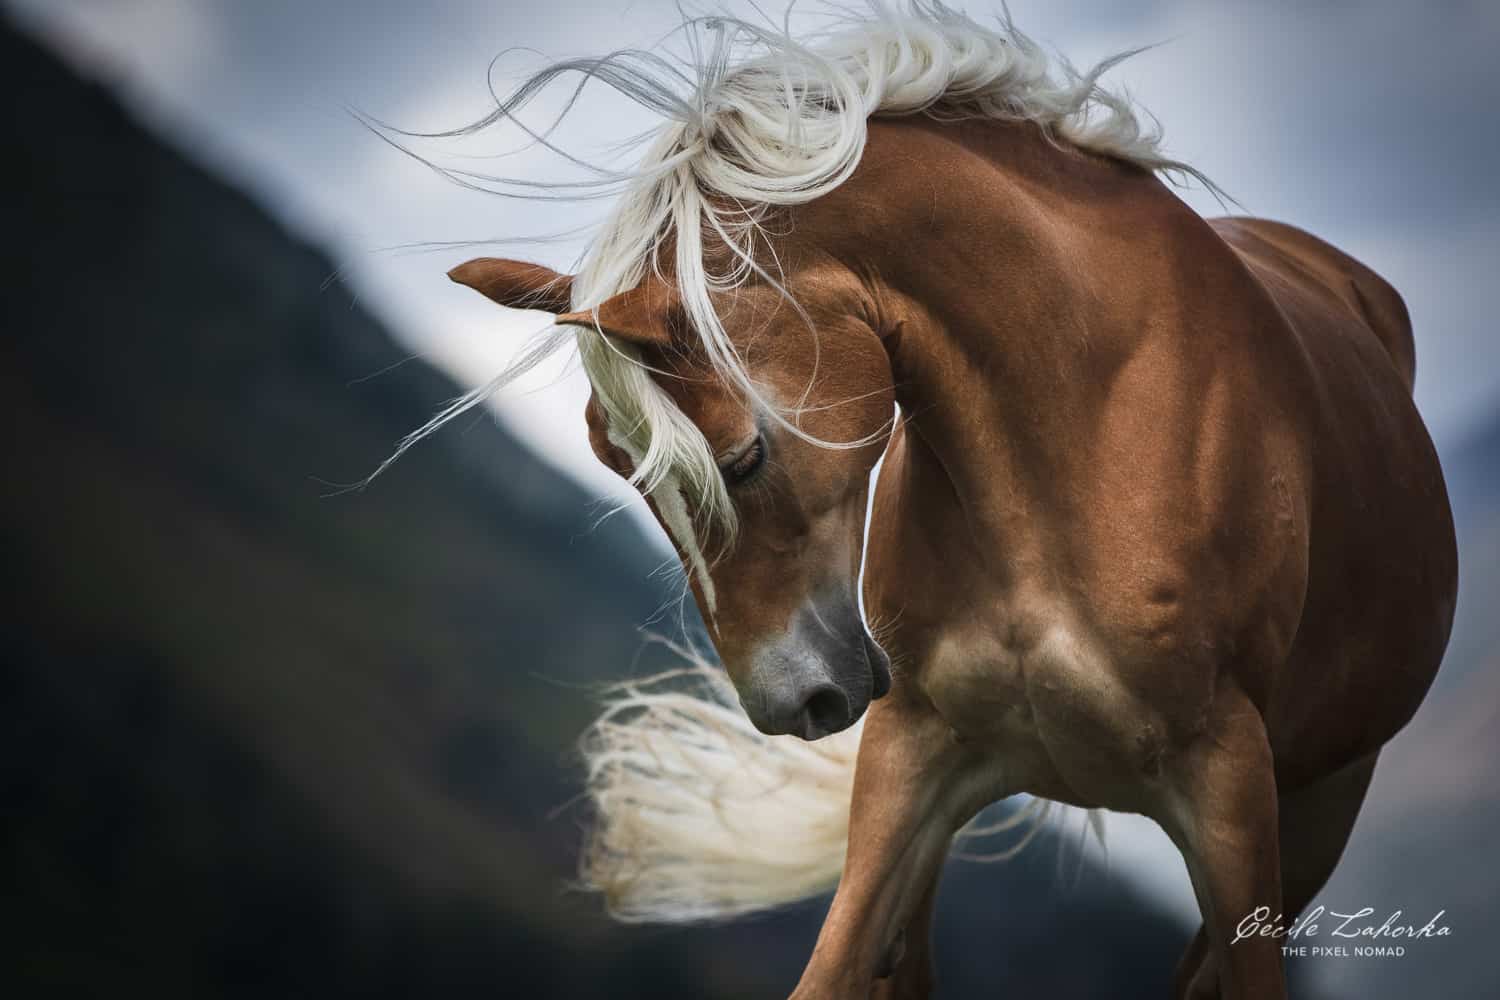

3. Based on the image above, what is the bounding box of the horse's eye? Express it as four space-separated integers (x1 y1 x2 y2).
720 435 766 486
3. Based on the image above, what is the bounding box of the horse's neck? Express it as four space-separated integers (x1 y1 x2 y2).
826 118 1210 581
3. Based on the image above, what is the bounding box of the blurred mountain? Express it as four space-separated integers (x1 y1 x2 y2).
0 16 1248 1000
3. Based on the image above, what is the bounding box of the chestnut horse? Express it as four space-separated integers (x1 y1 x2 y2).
438 6 1457 997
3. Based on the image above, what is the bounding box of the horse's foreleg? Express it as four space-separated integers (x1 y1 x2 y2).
1158 686 1287 1000
789 694 992 1000
871 873 940 1000
1172 925 1213 1000
1177 748 1382 999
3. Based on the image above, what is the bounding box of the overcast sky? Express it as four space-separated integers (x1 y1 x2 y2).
11 0 1498 951
11 0 1499 511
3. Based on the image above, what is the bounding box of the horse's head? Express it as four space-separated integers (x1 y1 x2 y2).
451 257 895 739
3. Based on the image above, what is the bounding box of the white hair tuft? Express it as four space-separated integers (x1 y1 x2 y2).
579 651 860 921
578 643 1100 922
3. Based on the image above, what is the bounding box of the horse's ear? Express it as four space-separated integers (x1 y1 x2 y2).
448 258 575 314
555 280 674 348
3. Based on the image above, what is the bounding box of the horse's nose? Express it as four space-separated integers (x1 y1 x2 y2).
778 682 851 741
743 671 856 740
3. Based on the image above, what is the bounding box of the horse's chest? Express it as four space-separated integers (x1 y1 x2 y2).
915 615 1173 808
920 625 1036 738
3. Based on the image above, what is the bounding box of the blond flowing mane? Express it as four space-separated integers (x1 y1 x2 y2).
380 1 1212 578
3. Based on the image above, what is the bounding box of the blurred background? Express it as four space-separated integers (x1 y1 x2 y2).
2 1 1495 997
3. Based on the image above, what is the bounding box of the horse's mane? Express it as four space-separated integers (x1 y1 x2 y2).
380 2 1213 590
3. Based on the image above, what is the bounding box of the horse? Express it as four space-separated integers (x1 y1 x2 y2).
436 5 1458 997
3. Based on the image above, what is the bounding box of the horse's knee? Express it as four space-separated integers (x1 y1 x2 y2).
1172 927 1214 1000
1185 957 1220 1000
871 950 934 1000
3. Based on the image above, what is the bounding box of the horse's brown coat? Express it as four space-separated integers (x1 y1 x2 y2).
452 116 1457 999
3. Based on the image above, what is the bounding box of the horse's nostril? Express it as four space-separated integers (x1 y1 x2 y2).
800 684 850 739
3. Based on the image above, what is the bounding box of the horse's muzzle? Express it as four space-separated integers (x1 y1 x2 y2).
740 595 892 740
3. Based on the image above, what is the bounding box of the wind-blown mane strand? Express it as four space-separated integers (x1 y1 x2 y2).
382 1 1215 563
